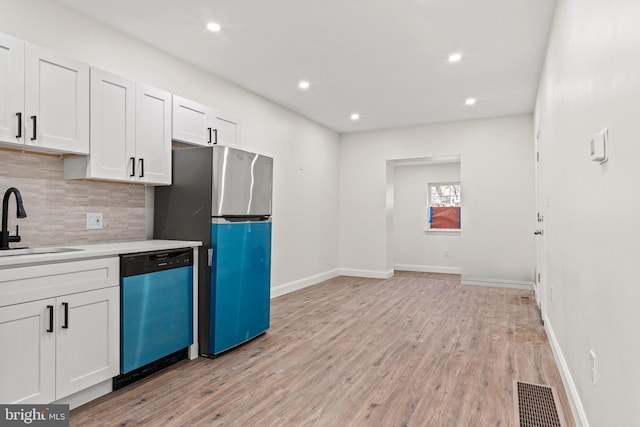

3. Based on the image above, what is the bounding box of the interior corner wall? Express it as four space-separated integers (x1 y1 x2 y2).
393 163 461 273
339 115 535 284
0 0 341 292
534 0 640 425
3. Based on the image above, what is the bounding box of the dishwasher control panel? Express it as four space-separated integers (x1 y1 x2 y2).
120 248 193 277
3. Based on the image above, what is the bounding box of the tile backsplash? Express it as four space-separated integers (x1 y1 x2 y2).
0 148 147 248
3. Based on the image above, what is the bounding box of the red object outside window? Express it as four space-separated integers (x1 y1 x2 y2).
431 206 460 229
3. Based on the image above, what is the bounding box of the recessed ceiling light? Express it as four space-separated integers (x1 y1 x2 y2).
448 53 463 63
350 113 360 121
465 98 477 106
298 80 310 90
206 22 221 32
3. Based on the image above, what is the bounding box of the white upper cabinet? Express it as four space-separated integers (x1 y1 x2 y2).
172 94 241 148
135 83 172 185
65 69 171 185
0 33 89 154
0 33 25 147
24 44 89 154
215 111 241 148
87 67 136 181
172 95 215 146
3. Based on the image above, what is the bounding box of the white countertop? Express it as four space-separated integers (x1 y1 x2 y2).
0 239 202 269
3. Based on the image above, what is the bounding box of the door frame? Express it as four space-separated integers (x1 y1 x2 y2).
534 125 546 321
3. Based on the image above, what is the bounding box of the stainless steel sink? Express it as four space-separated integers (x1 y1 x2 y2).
0 247 84 257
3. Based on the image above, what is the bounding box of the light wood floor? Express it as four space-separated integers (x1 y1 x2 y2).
71 272 574 427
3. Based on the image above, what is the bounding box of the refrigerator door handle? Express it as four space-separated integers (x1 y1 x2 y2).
208 248 213 267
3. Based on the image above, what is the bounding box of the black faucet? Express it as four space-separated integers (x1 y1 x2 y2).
1 187 27 250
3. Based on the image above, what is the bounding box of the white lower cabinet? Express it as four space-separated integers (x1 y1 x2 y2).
0 298 56 404
55 287 119 400
0 258 120 404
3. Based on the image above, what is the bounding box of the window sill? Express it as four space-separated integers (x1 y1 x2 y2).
424 229 461 236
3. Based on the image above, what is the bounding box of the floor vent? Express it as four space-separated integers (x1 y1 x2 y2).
514 381 566 427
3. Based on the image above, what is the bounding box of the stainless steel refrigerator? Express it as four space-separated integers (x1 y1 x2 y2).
154 145 273 356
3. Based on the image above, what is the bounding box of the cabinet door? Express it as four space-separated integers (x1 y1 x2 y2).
56 287 119 400
172 95 215 146
214 111 240 148
135 83 171 185
0 299 56 404
89 67 135 180
0 32 24 146
24 43 89 154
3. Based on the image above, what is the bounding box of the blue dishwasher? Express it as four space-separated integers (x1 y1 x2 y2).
119 248 193 374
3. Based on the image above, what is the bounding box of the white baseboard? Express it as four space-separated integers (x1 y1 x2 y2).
544 314 589 427
270 268 341 299
56 379 112 410
461 276 533 290
339 268 394 279
394 264 461 274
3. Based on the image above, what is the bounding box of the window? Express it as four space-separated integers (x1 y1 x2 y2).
428 182 461 230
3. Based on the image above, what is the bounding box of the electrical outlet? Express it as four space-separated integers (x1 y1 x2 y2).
444 250 449 258
86 213 103 230
589 350 597 386
549 285 553 302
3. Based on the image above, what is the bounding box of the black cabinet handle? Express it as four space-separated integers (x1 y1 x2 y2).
16 113 22 138
130 157 136 177
46 305 54 333
213 129 218 145
30 116 37 141
62 302 69 329
207 127 212 144
139 158 144 178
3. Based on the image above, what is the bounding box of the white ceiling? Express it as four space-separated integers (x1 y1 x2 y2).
58 0 557 134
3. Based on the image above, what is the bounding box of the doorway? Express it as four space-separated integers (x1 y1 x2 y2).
387 156 462 274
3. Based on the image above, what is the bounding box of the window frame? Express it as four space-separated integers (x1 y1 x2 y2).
426 181 461 234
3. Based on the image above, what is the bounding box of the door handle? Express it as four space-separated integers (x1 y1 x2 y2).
62 302 69 329
130 157 136 177
46 305 54 333
16 112 22 138
534 230 543 235
30 115 37 141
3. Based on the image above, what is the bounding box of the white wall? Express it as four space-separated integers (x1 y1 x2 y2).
535 0 640 425
393 162 461 273
0 0 341 293
339 115 535 286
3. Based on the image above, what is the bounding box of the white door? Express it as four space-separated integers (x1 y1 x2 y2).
0 299 56 404
172 95 215 146
214 111 240 148
24 43 89 154
56 287 120 399
534 127 546 320
89 67 135 180
135 83 171 185
0 32 24 146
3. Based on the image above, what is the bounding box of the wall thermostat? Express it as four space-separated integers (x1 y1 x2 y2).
590 129 608 163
